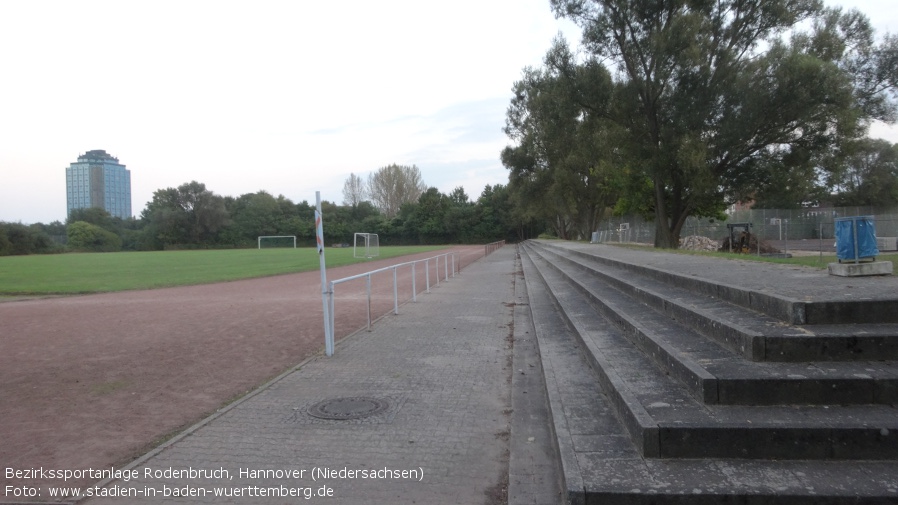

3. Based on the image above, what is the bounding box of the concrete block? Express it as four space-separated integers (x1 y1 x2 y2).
657 425 834 460
805 299 898 324
828 261 893 277
764 334 898 361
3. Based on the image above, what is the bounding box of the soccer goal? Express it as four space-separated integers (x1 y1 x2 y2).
258 235 297 249
353 233 380 259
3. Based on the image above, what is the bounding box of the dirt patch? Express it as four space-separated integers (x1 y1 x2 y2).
0 246 485 497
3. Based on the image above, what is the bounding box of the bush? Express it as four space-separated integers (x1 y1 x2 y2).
0 222 58 255
67 221 122 252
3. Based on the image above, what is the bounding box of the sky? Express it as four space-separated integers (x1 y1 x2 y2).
1 0 896 225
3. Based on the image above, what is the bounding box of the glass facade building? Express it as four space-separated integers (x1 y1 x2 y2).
66 150 132 219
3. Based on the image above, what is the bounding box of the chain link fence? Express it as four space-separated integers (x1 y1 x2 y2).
592 206 898 253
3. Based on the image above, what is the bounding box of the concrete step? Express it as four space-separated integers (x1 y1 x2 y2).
537 240 898 325
529 240 898 362
522 245 898 461
519 248 898 504
524 243 898 406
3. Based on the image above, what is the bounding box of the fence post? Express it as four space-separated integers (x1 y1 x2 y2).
819 222 824 262
425 259 430 293
412 263 417 302
444 254 449 280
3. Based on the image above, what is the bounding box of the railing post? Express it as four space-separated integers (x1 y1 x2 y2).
366 274 372 331
328 281 335 355
412 263 417 302
392 266 399 315
444 253 448 280
425 259 430 293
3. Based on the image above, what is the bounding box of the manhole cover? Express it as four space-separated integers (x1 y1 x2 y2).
307 397 390 420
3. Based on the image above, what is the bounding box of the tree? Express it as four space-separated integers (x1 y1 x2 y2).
141 187 188 247
33 220 67 238
502 44 621 239
141 181 229 247
65 207 131 247
409 187 451 243
367 164 427 219
224 191 285 244
550 0 897 247
66 207 119 232
320 200 353 244
342 173 368 207
448 186 470 206
66 221 122 252
0 222 56 255
473 184 520 242
747 157 829 209
829 139 898 207
443 186 478 243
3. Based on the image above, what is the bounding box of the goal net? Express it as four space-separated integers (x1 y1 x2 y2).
258 235 297 249
353 233 380 258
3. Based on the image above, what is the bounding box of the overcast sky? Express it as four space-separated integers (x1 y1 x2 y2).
1 0 896 225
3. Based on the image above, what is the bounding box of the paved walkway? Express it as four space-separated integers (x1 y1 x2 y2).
78 246 558 504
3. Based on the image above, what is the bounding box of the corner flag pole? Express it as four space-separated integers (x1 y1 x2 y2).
316 191 334 356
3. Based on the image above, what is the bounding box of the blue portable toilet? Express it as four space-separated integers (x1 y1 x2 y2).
835 216 879 262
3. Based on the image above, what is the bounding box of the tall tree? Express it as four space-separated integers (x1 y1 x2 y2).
342 172 368 207
550 0 897 247
829 139 898 207
448 186 470 206
502 43 621 239
409 187 451 244
367 164 427 219
474 184 520 242
226 191 285 243
141 181 229 247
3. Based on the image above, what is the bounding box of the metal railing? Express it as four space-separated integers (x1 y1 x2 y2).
485 240 506 256
324 252 458 350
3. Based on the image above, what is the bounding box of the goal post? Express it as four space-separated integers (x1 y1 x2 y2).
258 235 297 249
353 233 380 259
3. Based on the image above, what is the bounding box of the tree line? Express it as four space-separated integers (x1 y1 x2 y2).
0 165 523 255
502 0 898 247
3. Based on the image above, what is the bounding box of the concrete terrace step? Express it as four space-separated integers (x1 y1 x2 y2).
528 240 898 362
522 245 898 461
538 240 898 325
518 248 898 504
524 243 898 406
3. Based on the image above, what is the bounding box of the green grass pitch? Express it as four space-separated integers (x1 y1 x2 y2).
0 246 446 295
